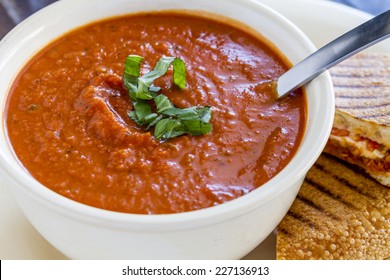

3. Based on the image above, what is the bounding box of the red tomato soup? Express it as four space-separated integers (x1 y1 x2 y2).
6 12 306 214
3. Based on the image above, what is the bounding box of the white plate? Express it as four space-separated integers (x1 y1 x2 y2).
1 0 388 260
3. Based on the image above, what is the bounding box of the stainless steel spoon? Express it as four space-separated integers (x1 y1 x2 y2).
276 9 390 99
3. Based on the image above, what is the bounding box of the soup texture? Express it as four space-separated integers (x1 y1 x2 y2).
6 13 306 214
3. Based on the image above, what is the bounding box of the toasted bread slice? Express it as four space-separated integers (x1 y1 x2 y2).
276 154 390 260
330 52 390 130
324 53 390 186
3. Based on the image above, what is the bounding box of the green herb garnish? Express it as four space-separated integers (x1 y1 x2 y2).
123 55 212 140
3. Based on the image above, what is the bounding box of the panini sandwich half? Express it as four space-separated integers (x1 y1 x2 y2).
276 154 390 260
324 52 390 186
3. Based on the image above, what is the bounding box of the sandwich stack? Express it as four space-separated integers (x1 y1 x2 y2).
325 53 390 186
276 53 390 260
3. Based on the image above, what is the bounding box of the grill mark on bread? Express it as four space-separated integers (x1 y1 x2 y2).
287 210 320 230
322 153 390 190
278 227 292 237
335 95 383 99
314 162 377 200
336 102 390 110
296 194 341 221
334 53 390 66
331 73 390 79
322 152 365 173
336 109 390 122
304 177 359 210
333 65 389 69
357 113 390 123
333 84 390 89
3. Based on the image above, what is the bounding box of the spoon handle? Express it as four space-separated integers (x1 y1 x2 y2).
276 9 390 99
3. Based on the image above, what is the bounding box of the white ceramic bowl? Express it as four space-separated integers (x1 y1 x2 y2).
0 0 334 259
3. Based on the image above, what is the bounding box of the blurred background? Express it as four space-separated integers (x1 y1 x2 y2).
331 0 389 15
0 0 389 39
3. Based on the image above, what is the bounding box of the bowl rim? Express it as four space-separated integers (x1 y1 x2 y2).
0 0 334 230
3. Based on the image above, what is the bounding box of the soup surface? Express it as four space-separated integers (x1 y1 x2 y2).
6 12 306 214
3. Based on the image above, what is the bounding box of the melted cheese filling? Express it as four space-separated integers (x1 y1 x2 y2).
329 134 387 160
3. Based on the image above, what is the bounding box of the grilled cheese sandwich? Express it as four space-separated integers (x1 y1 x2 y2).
324 53 390 186
276 53 390 260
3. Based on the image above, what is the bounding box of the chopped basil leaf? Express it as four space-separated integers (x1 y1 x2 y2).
136 56 186 100
133 100 153 124
154 94 174 114
182 119 213 136
154 118 186 140
194 106 212 123
149 85 161 92
123 55 143 100
145 114 163 131
171 58 186 90
123 55 212 140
